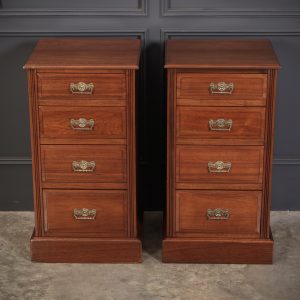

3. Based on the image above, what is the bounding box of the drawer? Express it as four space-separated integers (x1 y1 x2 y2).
176 73 267 106
175 190 261 238
176 146 264 187
176 107 265 144
39 106 127 143
41 145 127 183
37 72 127 102
43 189 128 237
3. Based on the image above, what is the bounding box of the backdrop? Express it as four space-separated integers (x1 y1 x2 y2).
0 0 299 211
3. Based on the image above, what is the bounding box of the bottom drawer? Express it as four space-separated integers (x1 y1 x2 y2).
43 189 128 237
175 190 261 238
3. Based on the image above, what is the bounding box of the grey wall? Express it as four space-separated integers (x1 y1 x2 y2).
0 0 300 211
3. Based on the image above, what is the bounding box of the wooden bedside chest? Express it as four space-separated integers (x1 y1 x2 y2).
163 39 280 264
24 39 141 263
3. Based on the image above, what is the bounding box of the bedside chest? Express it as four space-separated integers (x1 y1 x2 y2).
163 39 280 264
24 39 141 263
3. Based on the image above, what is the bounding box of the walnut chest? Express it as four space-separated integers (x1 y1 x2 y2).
163 39 280 263
24 38 141 263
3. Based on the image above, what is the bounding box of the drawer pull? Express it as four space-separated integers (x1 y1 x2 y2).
209 82 234 95
73 208 96 220
208 161 231 173
70 118 95 131
209 119 233 131
207 208 230 220
72 160 96 172
70 82 94 94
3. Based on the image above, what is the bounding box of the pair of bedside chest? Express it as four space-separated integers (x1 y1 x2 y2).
24 38 280 263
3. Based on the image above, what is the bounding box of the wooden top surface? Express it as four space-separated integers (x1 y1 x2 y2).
165 39 280 69
24 38 141 69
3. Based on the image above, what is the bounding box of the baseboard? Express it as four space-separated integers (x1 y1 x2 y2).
31 230 142 263
162 231 273 264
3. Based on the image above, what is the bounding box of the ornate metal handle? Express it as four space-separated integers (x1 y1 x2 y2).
73 208 96 220
72 160 96 173
209 82 234 95
209 119 233 131
207 208 230 220
70 82 94 94
70 118 95 131
208 161 232 173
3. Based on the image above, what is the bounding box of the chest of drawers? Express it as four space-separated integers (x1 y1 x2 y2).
24 39 141 263
163 39 280 264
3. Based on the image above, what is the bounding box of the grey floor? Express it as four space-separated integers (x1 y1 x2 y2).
0 211 299 300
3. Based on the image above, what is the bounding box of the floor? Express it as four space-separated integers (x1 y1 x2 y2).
0 211 299 300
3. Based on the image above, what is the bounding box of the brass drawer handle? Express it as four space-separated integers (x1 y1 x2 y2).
72 160 96 173
209 119 232 131
70 82 94 94
208 161 231 173
209 82 234 95
73 208 96 220
70 118 95 131
207 208 230 220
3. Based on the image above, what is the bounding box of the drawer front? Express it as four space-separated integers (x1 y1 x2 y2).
41 145 127 183
176 73 267 106
175 190 261 238
38 72 127 101
43 189 128 237
39 106 127 141
176 107 265 142
176 146 264 185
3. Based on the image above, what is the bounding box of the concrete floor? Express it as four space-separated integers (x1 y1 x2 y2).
0 211 299 300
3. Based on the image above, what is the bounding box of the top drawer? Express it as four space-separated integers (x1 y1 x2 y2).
176 73 267 106
37 72 127 104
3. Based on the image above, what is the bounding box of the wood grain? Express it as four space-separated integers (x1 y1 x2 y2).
176 106 265 144
163 235 273 264
175 190 261 238
38 72 127 102
27 69 44 236
39 106 127 142
165 39 280 69
43 189 128 237
31 233 142 263
25 39 141 263
166 69 176 237
261 70 278 239
163 40 278 264
176 145 264 185
41 145 127 184
24 39 141 70
177 73 267 106
127 70 138 237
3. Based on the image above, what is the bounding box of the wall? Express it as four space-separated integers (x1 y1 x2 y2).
0 0 299 210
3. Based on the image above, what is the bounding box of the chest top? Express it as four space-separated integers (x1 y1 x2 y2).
165 39 280 69
24 38 141 70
